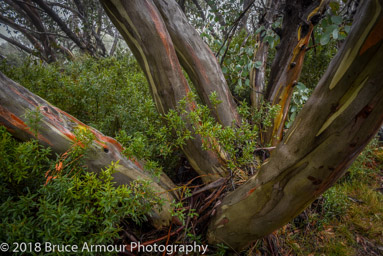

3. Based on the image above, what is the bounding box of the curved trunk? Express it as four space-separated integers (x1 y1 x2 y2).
0 72 176 228
208 0 383 250
153 0 240 127
100 0 229 183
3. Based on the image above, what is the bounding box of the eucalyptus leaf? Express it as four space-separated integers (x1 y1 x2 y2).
331 15 342 25
333 28 339 40
320 33 330 45
254 61 262 69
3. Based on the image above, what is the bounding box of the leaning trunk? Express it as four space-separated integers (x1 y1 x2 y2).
0 72 176 228
208 0 383 250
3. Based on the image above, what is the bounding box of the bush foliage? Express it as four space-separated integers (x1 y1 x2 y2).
0 126 161 255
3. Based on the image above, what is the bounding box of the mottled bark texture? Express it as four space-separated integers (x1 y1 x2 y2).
264 0 328 145
0 72 177 228
208 0 383 250
100 0 236 183
250 0 279 109
153 0 240 127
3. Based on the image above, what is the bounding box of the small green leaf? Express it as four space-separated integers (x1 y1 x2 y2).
320 33 330 45
254 61 262 69
296 82 306 90
331 15 342 25
333 28 339 40
344 25 351 33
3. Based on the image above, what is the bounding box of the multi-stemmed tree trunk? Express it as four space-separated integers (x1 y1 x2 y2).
208 0 383 249
1 0 383 252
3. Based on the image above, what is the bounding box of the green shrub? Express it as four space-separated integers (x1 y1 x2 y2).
0 127 161 255
0 56 181 173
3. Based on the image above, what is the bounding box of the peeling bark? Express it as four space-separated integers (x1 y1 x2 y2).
208 0 383 250
264 0 328 145
0 72 177 228
250 0 279 109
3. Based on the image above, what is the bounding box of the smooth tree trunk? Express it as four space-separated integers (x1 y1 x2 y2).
100 0 235 183
153 0 241 127
207 0 383 250
0 72 177 228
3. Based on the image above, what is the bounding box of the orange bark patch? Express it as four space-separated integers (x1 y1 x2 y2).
247 186 258 196
56 107 87 127
0 105 52 145
90 129 124 153
144 0 190 96
131 157 143 170
359 16 383 55
0 105 30 132
40 106 76 142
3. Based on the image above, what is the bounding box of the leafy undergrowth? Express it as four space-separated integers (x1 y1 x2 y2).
248 140 383 256
1 56 382 255
0 127 161 255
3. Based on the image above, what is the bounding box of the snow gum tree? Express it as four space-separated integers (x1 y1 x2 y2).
1 0 382 251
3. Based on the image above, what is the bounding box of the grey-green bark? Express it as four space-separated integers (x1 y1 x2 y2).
0 72 177 228
207 0 383 250
250 0 279 109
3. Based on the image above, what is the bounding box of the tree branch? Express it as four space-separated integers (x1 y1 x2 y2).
32 0 88 52
208 0 383 249
0 33 42 58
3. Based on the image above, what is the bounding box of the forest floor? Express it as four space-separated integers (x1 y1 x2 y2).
250 140 383 256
